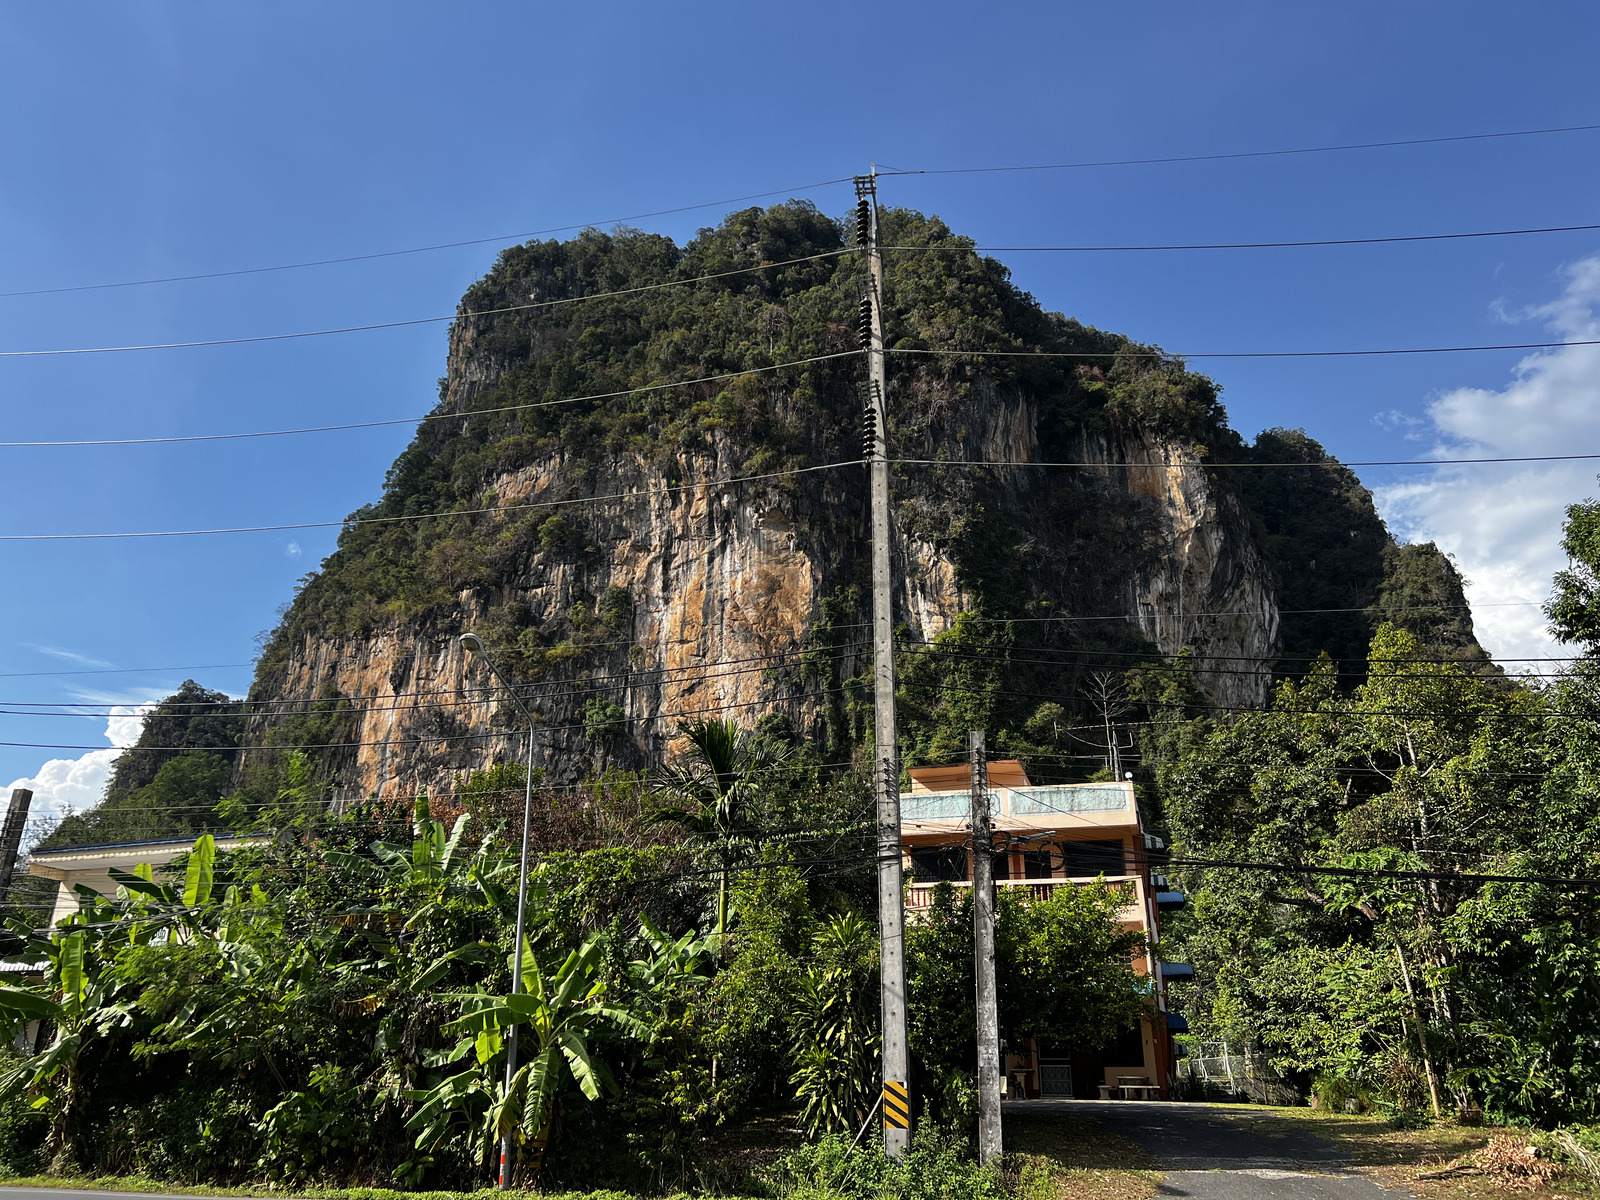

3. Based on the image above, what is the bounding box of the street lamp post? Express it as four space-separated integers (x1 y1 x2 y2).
459 632 538 1190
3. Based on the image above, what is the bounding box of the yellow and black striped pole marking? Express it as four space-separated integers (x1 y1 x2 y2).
882 1080 911 1130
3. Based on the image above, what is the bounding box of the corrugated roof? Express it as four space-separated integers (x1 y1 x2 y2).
29 834 248 857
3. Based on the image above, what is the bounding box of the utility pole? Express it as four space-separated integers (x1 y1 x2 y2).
970 732 1002 1163
0 788 33 896
857 170 910 1156
458 634 540 1188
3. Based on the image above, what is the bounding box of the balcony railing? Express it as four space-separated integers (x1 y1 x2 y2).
901 782 1131 823
906 875 1142 916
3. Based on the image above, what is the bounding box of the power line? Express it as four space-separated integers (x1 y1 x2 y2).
0 249 854 359
889 339 1600 362
12 121 1598 305
0 678 854 753
894 452 1600 469
0 642 870 717
897 637 1570 667
0 350 861 448
0 662 253 680
4 639 1557 717
0 176 858 300
11 253 1600 367
0 456 863 541
16 121 1594 304
874 122 1600 178
0 603 1528 684
961 601 1541 623
6 435 1597 539
1161 854 1600 891
886 220 1600 255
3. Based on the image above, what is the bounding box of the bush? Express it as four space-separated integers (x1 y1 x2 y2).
584 697 626 742
1310 1074 1375 1115
0 1052 46 1175
769 1130 1006 1200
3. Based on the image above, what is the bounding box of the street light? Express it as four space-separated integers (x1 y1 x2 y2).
459 632 537 1189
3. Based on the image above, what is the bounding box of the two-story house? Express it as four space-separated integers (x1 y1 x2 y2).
900 760 1187 1099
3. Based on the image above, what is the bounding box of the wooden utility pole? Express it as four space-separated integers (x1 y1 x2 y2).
857 171 910 1156
970 732 1002 1163
0 788 33 896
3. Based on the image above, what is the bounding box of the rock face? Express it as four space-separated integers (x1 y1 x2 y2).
252 409 1277 803
245 205 1291 801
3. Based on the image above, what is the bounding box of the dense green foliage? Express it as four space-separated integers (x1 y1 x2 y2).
1235 429 1490 682
1548 479 1600 653
1158 621 1600 1122
906 884 1148 1113
40 682 243 850
0 720 1151 1191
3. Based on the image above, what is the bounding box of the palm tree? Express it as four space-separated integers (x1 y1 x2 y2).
652 717 793 942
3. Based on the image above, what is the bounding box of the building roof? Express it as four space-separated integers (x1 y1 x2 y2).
29 832 260 859
908 760 1032 792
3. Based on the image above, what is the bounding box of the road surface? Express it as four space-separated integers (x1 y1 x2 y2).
1005 1099 1412 1198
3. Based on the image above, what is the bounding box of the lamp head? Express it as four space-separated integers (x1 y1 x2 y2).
459 632 485 654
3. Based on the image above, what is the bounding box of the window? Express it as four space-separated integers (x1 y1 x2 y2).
1060 839 1126 877
1022 847 1054 879
910 846 967 882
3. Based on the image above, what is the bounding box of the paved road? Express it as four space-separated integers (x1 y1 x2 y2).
1005 1100 1412 1199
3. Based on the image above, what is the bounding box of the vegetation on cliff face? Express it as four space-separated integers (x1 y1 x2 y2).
1235 428 1489 682
38 682 243 850
241 202 1276 797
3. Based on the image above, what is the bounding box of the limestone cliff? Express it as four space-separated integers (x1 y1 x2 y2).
241 204 1318 800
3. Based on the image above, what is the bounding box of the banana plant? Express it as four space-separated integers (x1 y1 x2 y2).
0 926 137 1170
323 797 519 930
407 921 698 1180
0 832 235 1169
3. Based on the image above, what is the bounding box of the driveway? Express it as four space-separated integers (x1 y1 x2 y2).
1004 1099 1412 1198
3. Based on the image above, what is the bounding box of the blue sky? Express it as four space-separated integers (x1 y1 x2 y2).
5 1 1600 816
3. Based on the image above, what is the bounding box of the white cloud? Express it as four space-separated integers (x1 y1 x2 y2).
25 644 113 668
1376 254 1600 663
1372 409 1425 439
4 704 151 825
285 541 302 558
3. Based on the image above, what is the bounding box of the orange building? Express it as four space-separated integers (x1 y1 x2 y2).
900 761 1187 1099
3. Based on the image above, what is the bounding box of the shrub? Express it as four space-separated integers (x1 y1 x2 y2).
584 697 626 742
769 1130 1006 1200
0 1052 46 1175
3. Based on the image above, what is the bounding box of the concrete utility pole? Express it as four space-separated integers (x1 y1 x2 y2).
856 170 911 1155
970 732 1002 1163
0 788 33 896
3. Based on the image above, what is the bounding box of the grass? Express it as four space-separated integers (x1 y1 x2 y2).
0 1181 661 1200
1002 1112 1159 1200
5 1108 1592 1200
1207 1107 1595 1199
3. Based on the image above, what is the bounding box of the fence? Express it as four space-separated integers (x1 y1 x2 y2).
1178 1040 1299 1106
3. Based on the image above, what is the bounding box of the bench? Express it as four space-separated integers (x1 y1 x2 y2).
1116 1075 1159 1100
